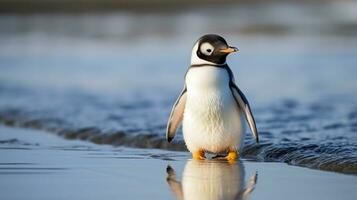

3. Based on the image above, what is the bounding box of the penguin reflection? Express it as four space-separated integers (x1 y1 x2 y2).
166 160 257 200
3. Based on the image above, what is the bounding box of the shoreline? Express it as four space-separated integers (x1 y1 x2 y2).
1 114 356 175
0 126 356 200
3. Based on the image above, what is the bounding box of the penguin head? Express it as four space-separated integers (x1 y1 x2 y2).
191 34 238 65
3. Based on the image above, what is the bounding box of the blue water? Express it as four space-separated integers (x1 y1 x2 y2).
1 2 357 174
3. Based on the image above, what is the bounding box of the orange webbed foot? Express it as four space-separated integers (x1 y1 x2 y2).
192 149 206 160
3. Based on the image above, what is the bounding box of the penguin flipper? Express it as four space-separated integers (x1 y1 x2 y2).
166 86 187 142
230 84 259 143
166 165 184 200
234 172 258 200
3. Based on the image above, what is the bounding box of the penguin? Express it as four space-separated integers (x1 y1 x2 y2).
166 34 259 161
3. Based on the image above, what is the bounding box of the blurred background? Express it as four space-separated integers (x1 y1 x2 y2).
0 0 357 172
1 0 357 102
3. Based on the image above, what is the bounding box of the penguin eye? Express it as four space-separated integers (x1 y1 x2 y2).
200 42 214 56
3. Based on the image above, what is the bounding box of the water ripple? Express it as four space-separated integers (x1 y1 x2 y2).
0 87 357 174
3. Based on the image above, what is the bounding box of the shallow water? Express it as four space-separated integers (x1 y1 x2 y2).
1 2 357 174
1 126 356 200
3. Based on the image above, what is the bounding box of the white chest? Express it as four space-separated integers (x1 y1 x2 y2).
183 67 244 153
185 67 230 92
185 67 234 127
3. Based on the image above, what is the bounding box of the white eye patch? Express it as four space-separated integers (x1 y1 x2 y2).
200 42 214 56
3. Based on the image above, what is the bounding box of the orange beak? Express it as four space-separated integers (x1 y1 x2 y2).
219 46 239 54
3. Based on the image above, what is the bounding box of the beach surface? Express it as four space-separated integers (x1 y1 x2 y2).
0 125 356 200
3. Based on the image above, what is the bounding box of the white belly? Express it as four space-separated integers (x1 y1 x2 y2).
183 67 244 153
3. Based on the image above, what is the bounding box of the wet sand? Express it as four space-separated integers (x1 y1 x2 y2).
0 125 356 200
